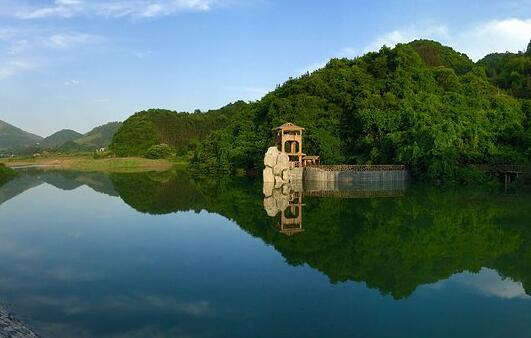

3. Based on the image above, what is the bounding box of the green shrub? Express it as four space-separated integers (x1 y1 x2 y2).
93 150 113 159
144 144 174 159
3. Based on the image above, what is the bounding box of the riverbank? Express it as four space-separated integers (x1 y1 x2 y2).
0 304 39 337
1 156 181 173
0 163 17 185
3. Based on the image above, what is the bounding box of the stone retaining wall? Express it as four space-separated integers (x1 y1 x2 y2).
263 147 291 187
289 167 304 181
262 148 408 184
304 166 408 183
307 164 406 172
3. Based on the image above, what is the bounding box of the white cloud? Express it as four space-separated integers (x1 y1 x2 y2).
0 59 36 79
359 18 531 61
452 18 531 60
14 0 222 19
297 60 327 75
298 18 530 76
133 50 153 59
362 24 449 55
64 79 80 86
454 268 529 299
45 32 101 48
0 27 103 79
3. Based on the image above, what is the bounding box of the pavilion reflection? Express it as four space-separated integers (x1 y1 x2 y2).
263 182 305 236
277 191 305 236
263 179 408 236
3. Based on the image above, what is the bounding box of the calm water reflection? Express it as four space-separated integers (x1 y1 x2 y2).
0 168 530 337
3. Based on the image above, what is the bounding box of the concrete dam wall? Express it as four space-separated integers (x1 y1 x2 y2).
287 165 408 186
303 165 408 183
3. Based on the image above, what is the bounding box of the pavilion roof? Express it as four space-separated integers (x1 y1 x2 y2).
273 122 305 131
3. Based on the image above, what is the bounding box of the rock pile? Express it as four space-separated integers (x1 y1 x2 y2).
263 146 291 186
0 306 39 338
263 146 293 217
263 185 291 217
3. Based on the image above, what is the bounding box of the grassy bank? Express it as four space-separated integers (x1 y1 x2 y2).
1 156 183 173
0 163 17 185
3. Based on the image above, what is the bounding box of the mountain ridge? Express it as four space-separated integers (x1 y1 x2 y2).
0 120 122 154
0 120 42 153
40 129 83 149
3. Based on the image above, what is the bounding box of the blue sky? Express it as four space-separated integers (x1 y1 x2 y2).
0 0 530 136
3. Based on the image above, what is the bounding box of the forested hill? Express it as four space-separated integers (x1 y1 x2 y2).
110 101 249 157
40 129 83 149
190 39 530 180
478 42 531 100
74 122 122 149
12 121 123 154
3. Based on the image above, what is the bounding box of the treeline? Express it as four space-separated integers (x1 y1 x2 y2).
190 40 531 180
111 39 531 181
110 101 249 157
478 45 531 100
81 170 531 299
3 168 531 297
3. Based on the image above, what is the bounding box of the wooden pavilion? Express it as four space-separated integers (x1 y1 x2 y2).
273 122 320 167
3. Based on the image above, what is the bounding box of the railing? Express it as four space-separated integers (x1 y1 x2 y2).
474 164 528 174
303 190 405 198
494 165 528 173
306 164 406 172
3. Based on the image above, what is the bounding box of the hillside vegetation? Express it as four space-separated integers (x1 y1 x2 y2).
11 121 123 155
40 129 83 149
110 102 248 157
478 42 531 100
75 122 122 148
53 121 123 153
188 40 530 180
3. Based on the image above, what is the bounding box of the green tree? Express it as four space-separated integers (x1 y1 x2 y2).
144 143 174 159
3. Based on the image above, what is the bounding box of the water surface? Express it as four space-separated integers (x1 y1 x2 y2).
0 169 530 337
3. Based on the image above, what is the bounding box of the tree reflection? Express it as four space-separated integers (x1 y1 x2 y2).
2 168 531 300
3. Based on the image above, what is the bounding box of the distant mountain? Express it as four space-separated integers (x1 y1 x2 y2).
24 121 123 153
0 120 42 153
75 122 122 149
40 129 83 149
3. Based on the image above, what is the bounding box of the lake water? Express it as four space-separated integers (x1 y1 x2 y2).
0 168 531 338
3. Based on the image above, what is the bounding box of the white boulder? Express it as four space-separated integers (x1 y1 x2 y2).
263 197 279 217
263 167 275 183
274 175 285 188
277 152 290 168
264 147 279 168
263 182 274 197
281 168 291 181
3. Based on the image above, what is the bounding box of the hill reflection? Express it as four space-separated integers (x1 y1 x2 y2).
2 168 531 300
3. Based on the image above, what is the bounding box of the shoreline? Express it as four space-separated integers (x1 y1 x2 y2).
0 304 39 337
2 157 179 173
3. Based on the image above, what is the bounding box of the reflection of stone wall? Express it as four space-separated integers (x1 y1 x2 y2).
304 176 407 193
263 147 291 186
